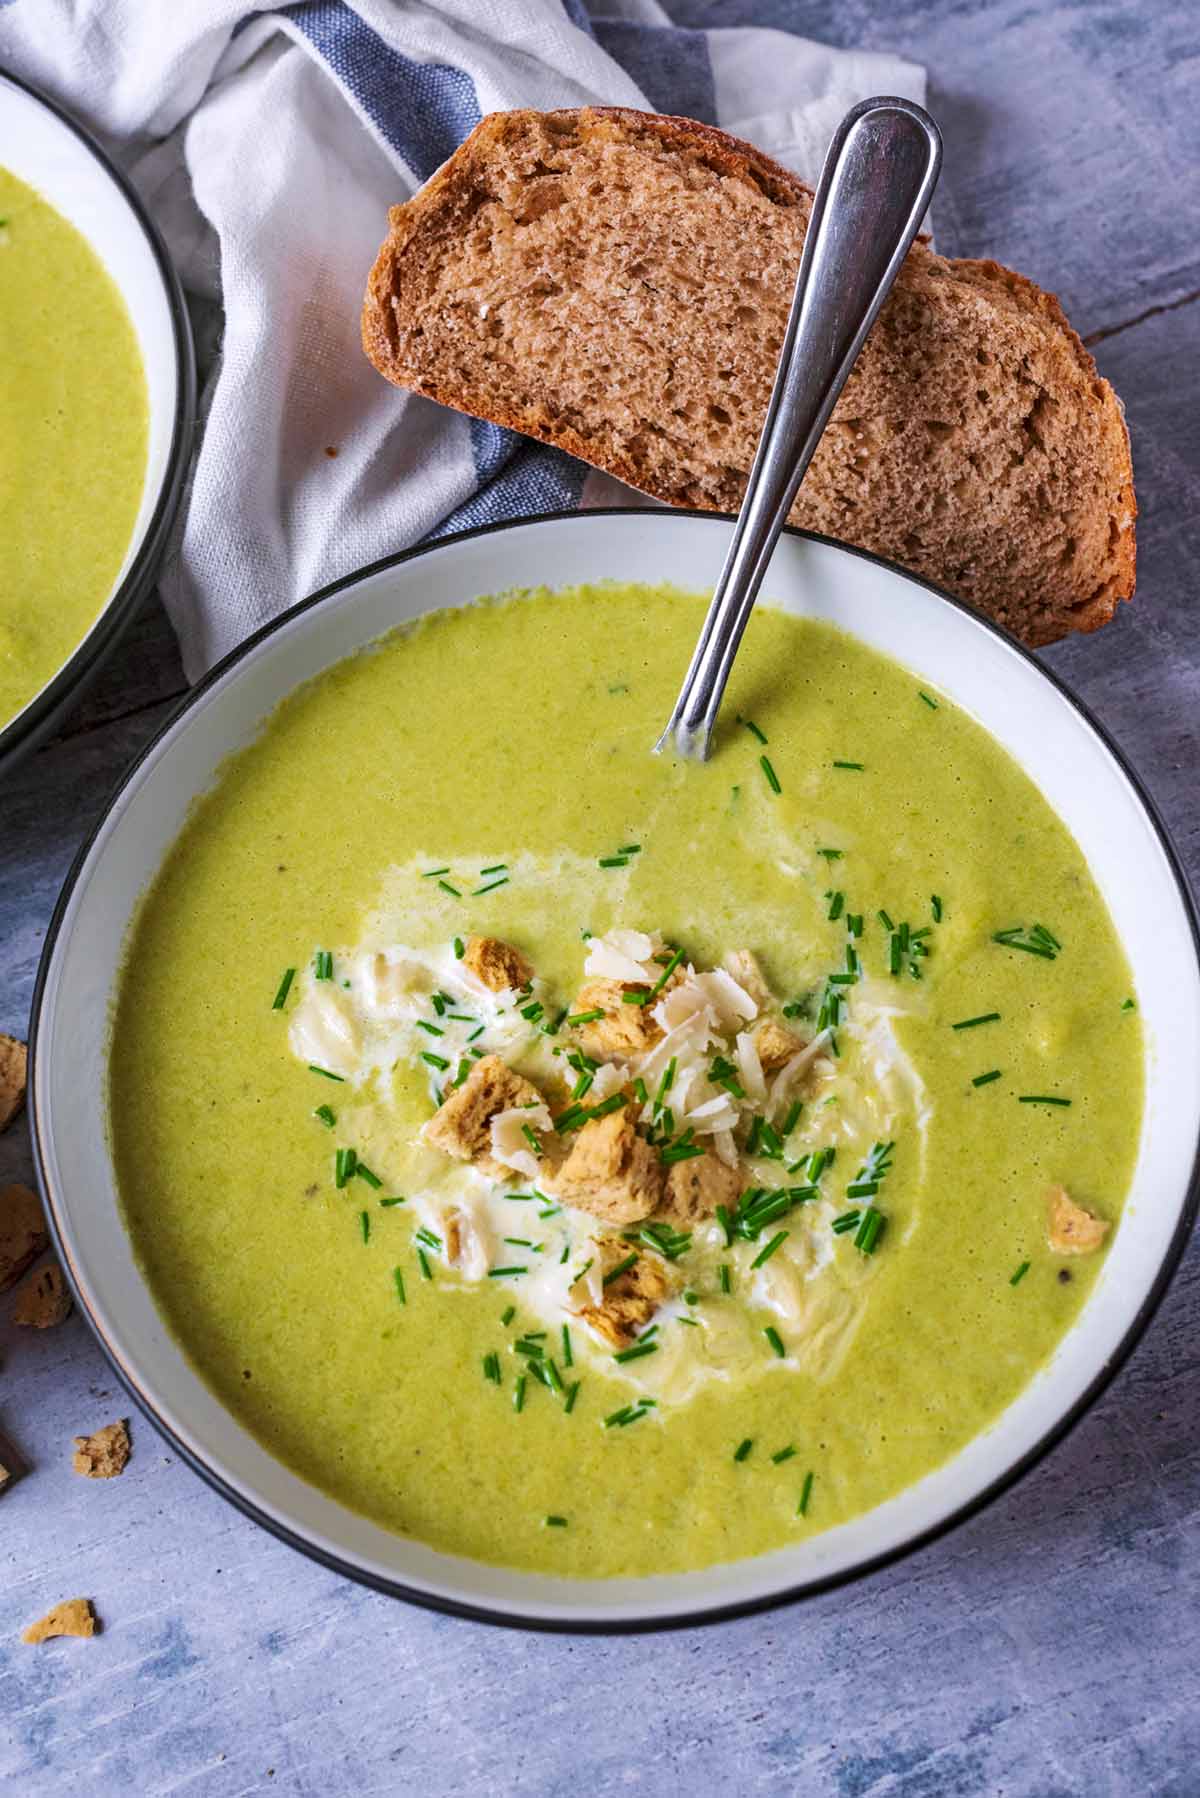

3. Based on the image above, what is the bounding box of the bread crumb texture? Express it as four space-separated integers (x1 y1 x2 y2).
1047 1185 1110 1254
0 1034 27 1132
22 1599 97 1644
575 1236 674 1346
424 1053 542 1174
13 1260 72 1329
549 1108 663 1224
464 934 534 993
72 1420 132 1480
0 1182 48 1292
364 108 1135 647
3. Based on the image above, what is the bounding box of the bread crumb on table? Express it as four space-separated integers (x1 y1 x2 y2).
0 1033 27 1132
72 1420 131 1480
21 1599 97 1644
13 1260 72 1328
0 1182 49 1292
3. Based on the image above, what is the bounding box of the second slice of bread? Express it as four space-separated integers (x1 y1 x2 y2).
363 108 1135 646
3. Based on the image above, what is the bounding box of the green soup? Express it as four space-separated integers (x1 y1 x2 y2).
0 167 148 733
110 585 1141 1577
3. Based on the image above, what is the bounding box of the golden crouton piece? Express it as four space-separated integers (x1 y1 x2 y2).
424 1054 544 1175
22 1598 97 1644
1047 1185 1110 1255
575 1238 674 1347
658 1148 743 1226
72 1420 131 1480
0 1182 49 1293
754 1017 807 1076
549 1109 664 1224
463 935 534 994
724 949 774 1011
571 978 663 1058
13 1261 72 1329
0 1034 27 1133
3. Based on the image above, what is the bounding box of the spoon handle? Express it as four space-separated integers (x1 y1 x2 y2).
656 96 942 761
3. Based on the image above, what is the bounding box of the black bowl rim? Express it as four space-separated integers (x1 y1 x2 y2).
0 65 197 775
29 506 1200 1635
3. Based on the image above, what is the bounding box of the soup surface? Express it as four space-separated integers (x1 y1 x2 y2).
110 585 1142 1577
0 166 147 732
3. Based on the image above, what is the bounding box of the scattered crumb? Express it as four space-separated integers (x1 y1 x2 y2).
22 1599 97 1644
0 1034 27 1132
1047 1185 1110 1255
754 1017 807 1075
13 1260 72 1328
0 1182 49 1291
463 934 534 994
324 445 338 458
72 1420 131 1480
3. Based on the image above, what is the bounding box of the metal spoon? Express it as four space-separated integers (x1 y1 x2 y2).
655 96 942 761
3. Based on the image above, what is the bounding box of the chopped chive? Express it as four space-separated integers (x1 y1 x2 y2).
271 967 296 1010
420 1051 450 1071
918 691 939 710
392 1266 406 1305
877 909 894 932
564 1381 581 1414
952 1012 1001 1031
473 877 510 895
772 1445 797 1465
733 1438 753 1463
520 1123 542 1157
931 894 943 922
313 950 333 981
827 890 844 922
613 1340 658 1364
416 1019 444 1036
313 1103 336 1129
831 1209 862 1235
359 1210 370 1244
501 1304 516 1326
378 1196 406 1208
422 866 449 878
466 1025 485 1042
437 879 461 897
567 1008 605 1026
781 1100 802 1138
819 847 843 862
487 1265 528 1278
453 936 465 959
334 1147 357 1188
417 1248 432 1281
1018 1094 1072 1107
513 1374 527 1413
750 1231 789 1270
1121 997 1136 1012
561 1325 573 1368
479 863 507 875
760 755 781 794
598 855 629 869
544 1515 568 1528
833 760 864 771
847 912 864 938
415 1226 441 1250
797 1471 815 1516
619 843 642 855
602 1252 639 1287
543 1357 565 1393
483 1352 501 1384
972 1069 1002 1087
764 1325 786 1358
570 1257 594 1288
854 1207 885 1254
718 1264 732 1294
741 717 768 745
1010 1260 1031 1286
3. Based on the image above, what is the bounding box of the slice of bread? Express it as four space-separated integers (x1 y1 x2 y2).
363 108 1135 646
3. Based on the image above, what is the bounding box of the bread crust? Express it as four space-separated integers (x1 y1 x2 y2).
362 108 1135 646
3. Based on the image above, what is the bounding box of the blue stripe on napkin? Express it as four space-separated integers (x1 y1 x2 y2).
588 22 717 124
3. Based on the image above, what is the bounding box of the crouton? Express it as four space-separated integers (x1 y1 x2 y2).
1047 1185 1110 1255
13 1261 72 1329
659 1148 743 1226
575 1237 674 1346
570 978 662 1058
424 1054 544 1174
723 949 773 1011
21 1599 97 1644
0 1034 27 1133
548 1108 663 1223
0 1183 48 1292
754 1017 807 1075
72 1420 131 1480
463 934 534 993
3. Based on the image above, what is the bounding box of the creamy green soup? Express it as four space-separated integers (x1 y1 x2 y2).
0 167 148 733
110 585 1142 1577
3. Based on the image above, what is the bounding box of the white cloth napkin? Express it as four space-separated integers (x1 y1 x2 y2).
0 0 924 680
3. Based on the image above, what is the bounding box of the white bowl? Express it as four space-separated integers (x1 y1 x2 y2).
30 511 1200 1632
0 70 195 770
